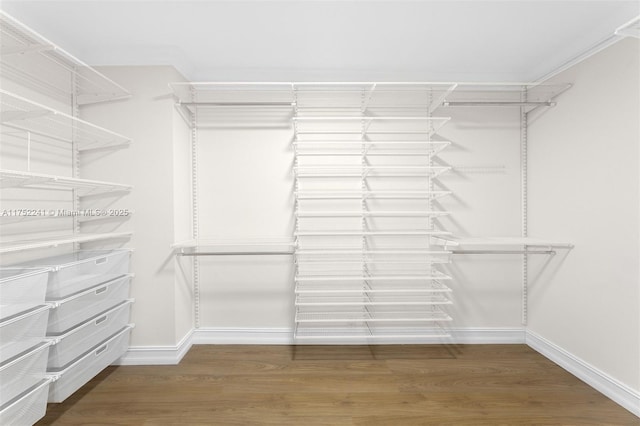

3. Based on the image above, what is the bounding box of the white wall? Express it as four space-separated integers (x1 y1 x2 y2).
81 66 192 347
438 108 524 329
528 38 640 391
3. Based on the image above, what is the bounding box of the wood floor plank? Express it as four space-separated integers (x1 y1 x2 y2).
36 345 639 426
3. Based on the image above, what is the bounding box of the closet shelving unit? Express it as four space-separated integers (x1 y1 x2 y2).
0 11 134 423
170 81 572 340
291 83 458 342
0 12 130 105
0 77 132 255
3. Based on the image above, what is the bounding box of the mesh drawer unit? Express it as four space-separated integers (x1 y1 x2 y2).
0 268 50 320
48 324 133 403
47 300 133 369
0 305 49 364
0 378 51 426
17 250 131 299
46 274 132 334
0 341 50 407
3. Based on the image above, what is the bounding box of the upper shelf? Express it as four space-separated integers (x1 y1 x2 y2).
0 11 130 104
0 169 132 195
0 90 131 149
170 82 572 123
0 232 132 254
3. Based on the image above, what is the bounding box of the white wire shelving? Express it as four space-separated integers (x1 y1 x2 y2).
295 281 452 294
295 310 452 323
0 90 131 150
0 11 131 104
293 326 451 341
0 169 132 195
168 81 572 342
295 210 448 218
0 232 133 254
294 190 451 200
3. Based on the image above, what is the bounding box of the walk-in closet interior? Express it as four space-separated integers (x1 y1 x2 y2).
0 1 638 424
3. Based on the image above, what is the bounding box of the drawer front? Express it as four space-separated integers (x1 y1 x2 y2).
0 342 50 407
48 325 133 403
0 379 50 426
17 250 130 299
0 306 49 364
47 300 133 370
46 275 131 334
0 268 49 321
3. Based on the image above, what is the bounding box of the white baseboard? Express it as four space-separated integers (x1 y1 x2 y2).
114 329 194 366
115 326 525 364
526 330 640 418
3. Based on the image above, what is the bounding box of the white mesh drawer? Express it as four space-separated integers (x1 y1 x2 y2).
48 325 133 403
18 249 131 299
0 268 49 321
47 300 133 370
0 379 50 426
0 306 49 364
47 274 131 334
0 341 50 407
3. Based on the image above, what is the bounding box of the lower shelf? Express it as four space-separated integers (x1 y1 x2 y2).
295 294 451 307
295 310 452 323
294 326 450 342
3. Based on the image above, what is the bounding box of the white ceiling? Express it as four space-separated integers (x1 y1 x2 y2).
2 0 638 82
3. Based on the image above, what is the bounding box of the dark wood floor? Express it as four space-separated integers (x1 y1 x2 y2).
37 344 638 425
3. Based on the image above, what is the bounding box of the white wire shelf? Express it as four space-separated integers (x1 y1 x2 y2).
295 281 452 294
294 249 451 255
432 236 574 249
295 210 448 218
0 12 131 104
295 190 451 200
295 294 451 307
0 90 132 149
0 169 132 195
296 255 450 262
293 165 450 178
292 141 451 157
294 230 451 237
293 326 450 341
0 232 133 254
170 82 571 122
295 272 451 282
295 310 452 323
